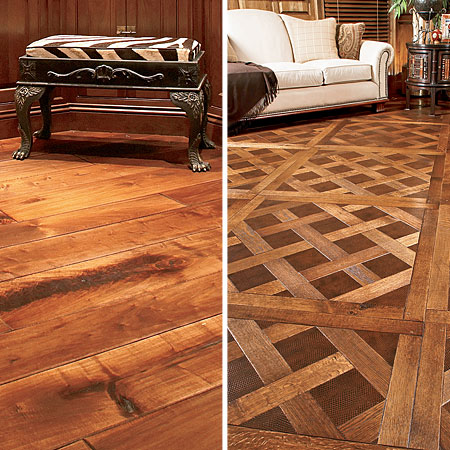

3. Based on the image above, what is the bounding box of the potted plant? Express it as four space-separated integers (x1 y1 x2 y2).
391 0 448 41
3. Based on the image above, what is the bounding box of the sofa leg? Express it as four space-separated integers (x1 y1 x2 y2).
373 102 386 113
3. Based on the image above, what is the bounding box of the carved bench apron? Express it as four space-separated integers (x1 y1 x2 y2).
14 35 214 172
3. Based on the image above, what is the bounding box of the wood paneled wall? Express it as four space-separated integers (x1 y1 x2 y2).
228 0 323 20
0 0 222 141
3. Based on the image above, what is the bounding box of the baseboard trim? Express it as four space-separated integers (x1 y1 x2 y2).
0 102 223 144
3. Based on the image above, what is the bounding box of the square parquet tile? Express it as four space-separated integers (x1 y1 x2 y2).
228 319 403 444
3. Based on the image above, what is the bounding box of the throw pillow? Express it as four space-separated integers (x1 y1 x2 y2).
280 15 338 64
337 22 365 60
228 38 239 62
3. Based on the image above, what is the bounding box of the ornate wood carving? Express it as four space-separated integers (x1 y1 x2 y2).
47 65 164 84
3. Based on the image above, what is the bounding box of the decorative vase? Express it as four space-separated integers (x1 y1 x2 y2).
414 0 444 20
431 28 443 41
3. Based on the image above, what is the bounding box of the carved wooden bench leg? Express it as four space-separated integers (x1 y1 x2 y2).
34 86 54 140
13 85 46 160
170 90 211 172
200 78 215 150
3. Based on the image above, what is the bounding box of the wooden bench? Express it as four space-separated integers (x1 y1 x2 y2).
14 35 215 171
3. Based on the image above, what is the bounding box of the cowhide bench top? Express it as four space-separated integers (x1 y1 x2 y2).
26 35 201 62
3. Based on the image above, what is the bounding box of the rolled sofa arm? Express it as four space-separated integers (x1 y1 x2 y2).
359 40 394 99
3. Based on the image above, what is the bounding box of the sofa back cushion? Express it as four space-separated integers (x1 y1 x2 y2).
281 15 338 64
227 9 294 63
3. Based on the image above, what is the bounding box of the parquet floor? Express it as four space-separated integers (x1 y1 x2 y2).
227 100 450 450
0 130 222 449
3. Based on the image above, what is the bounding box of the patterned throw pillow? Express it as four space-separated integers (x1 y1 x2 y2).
280 16 338 64
337 23 365 60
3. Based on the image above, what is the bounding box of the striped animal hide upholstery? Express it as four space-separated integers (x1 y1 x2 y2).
26 35 201 62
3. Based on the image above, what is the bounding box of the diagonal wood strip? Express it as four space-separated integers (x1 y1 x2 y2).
331 269 413 304
232 221 326 299
319 327 392 397
339 402 385 443
228 323 312 362
228 351 353 425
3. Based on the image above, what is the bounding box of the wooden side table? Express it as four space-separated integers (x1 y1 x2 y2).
406 42 450 115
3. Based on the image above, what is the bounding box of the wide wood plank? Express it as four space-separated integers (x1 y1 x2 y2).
0 201 220 281
0 316 221 449
0 193 184 249
0 228 221 329
0 269 220 384
86 388 222 450
1 162 220 221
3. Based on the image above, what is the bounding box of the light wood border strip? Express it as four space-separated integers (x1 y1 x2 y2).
426 205 450 311
404 208 439 320
261 191 432 209
228 142 310 150
228 426 420 450
409 322 446 450
228 293 423 336
378 335 422 446
316 144 443 155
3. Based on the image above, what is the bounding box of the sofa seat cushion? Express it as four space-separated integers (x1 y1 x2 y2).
302 59 372 84
228 9 294 63
262 62 323 89
26 35 201 61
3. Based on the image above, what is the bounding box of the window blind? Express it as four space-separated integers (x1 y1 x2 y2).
324 0 390 41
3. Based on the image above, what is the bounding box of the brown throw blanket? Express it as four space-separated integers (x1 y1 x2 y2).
228 62 278 131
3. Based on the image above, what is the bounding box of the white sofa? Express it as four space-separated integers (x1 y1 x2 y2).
228 9 394 118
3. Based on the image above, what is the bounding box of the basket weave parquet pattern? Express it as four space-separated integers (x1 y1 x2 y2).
228 103 450 450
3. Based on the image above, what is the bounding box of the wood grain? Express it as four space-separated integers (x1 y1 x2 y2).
228 426 420 450
86 388 222 450
0 316 221 449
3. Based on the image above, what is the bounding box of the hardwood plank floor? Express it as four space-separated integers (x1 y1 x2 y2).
228 99 450 450
0 131 222 449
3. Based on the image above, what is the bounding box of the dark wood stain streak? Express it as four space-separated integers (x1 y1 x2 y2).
107 382 140 418
0 253 187 310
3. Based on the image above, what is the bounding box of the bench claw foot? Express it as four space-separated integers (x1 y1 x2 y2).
189 150 211 172
170 89 211 172
200 134 215 149
12 148 31 160
34 128 51 140
14 85 52 159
